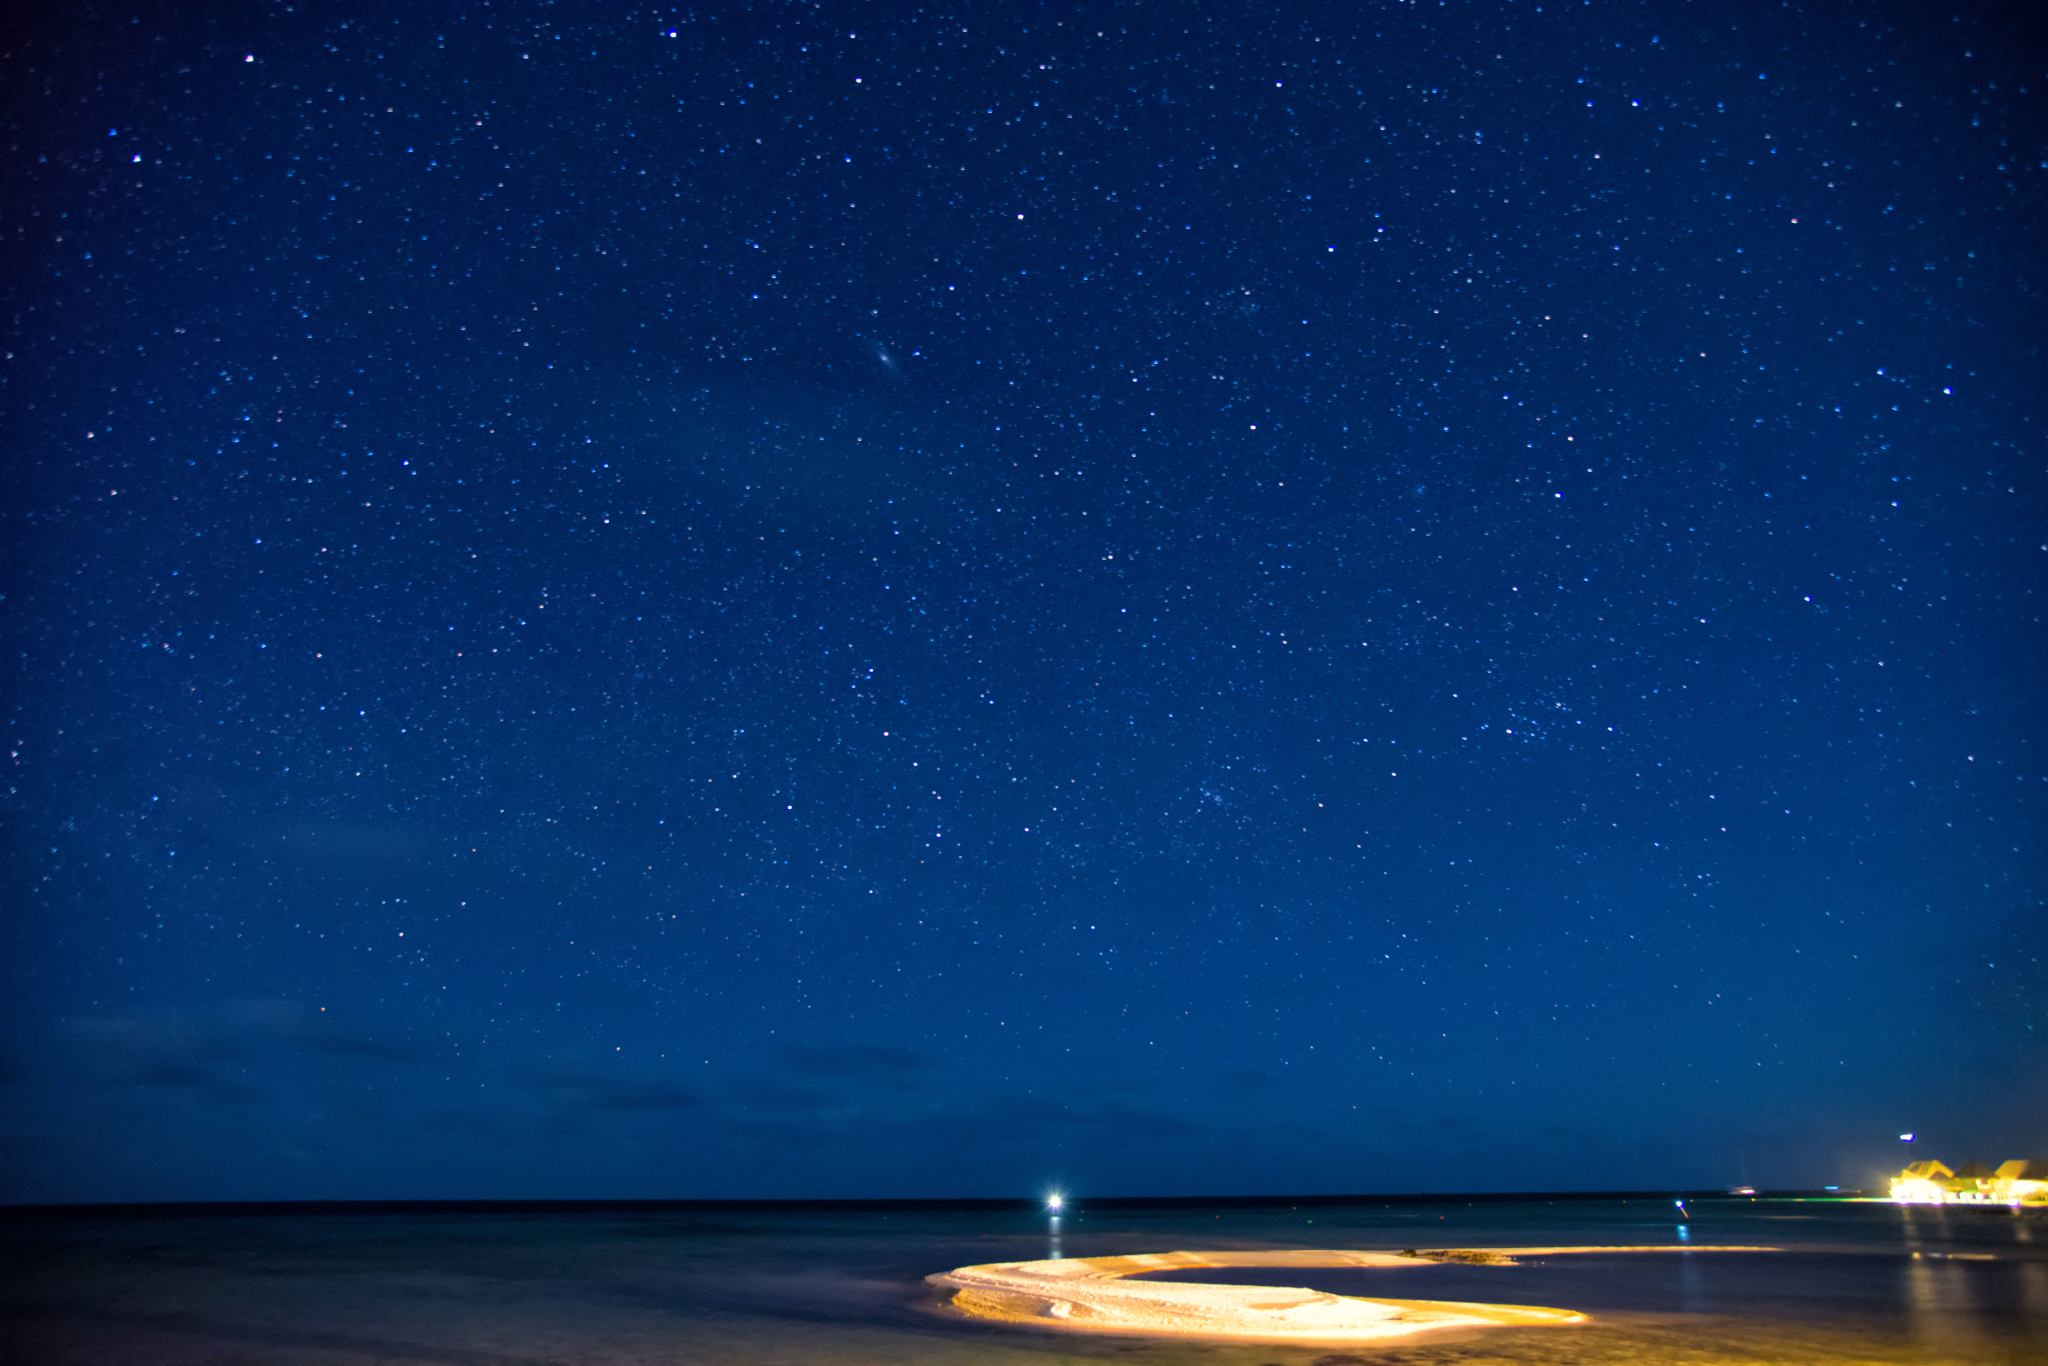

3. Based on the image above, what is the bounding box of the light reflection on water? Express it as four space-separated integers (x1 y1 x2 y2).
1676 1241 1706 1316
2023 1262 2048 1324
5 1199 2044 1365
1904 1255 1960 1352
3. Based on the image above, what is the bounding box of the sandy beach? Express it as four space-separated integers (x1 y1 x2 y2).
929 1245 1781 1343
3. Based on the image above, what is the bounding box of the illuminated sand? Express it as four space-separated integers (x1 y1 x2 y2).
929 1246 1780 1344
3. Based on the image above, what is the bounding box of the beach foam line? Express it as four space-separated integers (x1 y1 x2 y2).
928 1245 1780 1343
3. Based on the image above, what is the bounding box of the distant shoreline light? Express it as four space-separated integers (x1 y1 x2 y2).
1889 1158 2048 1207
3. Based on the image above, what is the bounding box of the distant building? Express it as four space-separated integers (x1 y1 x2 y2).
1890 1157 2048 1207
1948 1161 1997 1202
1996 1160 2048 1207
1890 1160 1953 1204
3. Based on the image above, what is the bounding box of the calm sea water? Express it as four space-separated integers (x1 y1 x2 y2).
5 1198 2043 1364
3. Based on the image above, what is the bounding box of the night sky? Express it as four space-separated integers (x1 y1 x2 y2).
3 1 2043 1205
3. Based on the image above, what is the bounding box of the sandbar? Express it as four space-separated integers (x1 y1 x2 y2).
928 1245 1779 1344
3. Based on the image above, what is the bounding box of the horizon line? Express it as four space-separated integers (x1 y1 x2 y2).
1 1188 1857 1220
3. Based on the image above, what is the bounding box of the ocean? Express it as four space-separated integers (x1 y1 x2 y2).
5 1196 2043 1364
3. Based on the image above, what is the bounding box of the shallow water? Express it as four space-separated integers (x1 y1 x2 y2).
5 1199 2043 1364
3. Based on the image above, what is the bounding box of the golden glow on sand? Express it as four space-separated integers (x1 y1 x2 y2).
929 1246 1781 1344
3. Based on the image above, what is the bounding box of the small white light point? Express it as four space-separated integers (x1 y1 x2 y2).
1046 1194 1063 1213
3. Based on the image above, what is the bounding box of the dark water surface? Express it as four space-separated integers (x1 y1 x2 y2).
5 1199 2044 1364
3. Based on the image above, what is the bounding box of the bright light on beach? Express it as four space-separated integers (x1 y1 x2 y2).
930 1249 1598 1341
1046 1194 1064 1212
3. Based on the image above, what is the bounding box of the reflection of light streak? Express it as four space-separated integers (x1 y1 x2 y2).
1903 1253 1985 1353
1904 1253 1938 1329
2019 1262 2048 1322
1676 1248 1706 1315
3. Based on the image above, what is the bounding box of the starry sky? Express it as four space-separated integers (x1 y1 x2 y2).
3 1 2043 1205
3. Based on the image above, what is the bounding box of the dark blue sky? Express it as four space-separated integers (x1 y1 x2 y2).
3 1 2042 1203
